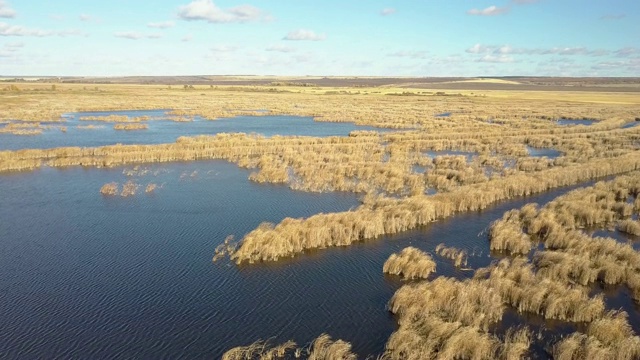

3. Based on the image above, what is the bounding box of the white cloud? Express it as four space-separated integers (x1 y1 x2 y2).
0 1 16 18
467 5 510 16
0 22 52 36
381 8 396 16
283 29 325 41
466 44 493 54
615 47 640 57
177 0 267 23
476 54 515 63
467 44 610 56
79 14 93 22
592 58 640 72
114 31 162 40
181 34 193 42
388 50 428 59
211 45 238 52
148 21 175 29
266 44 295 53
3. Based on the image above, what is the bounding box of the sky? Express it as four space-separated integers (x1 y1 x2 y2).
0 0 638 77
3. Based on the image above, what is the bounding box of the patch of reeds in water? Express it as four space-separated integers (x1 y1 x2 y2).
383 247 436 279
385 275 531 360
434 243 468 268
113 123 148 131
552 311 640 360
221 334 355 360
489 209 534 255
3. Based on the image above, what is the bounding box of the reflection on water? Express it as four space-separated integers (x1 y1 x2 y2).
526 145 561 159
424 150 477 163
556 119 597 126
0 110 384 151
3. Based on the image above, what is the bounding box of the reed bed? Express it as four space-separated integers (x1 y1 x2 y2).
221 334 355 360
434 243 468 268
384 275 532 360
552 311 640 360
383 247 436 279
489 209 534 255
227 153 640 263
619 219 640 236
113 123 148 131
100 182 118 196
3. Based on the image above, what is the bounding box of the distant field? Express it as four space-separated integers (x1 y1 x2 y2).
3 75 639 92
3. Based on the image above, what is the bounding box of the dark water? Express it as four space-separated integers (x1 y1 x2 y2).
1 159 628 358
526 145 562 159
435 112 452 117
556 119 597 126
0 110 383 151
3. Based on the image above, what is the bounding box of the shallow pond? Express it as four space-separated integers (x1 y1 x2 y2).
622 121 640 129
1 158 633 358
0 110 384 151
556 119 597 126
526 145 562 158
424 150 477 163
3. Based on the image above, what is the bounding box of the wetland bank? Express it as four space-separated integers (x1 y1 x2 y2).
2 79 640 359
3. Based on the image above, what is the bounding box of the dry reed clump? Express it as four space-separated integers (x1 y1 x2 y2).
226 154 640 264
435 243 468 268
384 275 532 360
221 339 297 360
489 210 533 255
145 183 157 193
552 311 640 360
0 122 43 135
383 247 436 279
113 123 148 131
221 334 355 360
100 182 118 195
619 219 640 236
120 180 139 196
213 235 238 263
476 258 605 322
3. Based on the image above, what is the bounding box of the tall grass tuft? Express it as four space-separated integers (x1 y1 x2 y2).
100 182 118 195
489 210 533 255
383 247 436 279
435 243 468 268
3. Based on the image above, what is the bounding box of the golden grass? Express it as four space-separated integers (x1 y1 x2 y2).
383 247 436 279
221 334 355 360
434 243 468 268
489 209 533 255
619 219 640 236
552 311 640 360
100 182 118 196
226 154 640 263
113 123 148 131
145 183 157 193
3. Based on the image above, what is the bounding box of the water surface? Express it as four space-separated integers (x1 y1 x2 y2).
0 110 384 151
1 162 629 358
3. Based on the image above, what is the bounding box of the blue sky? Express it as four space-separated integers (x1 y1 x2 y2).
0 0 638 76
